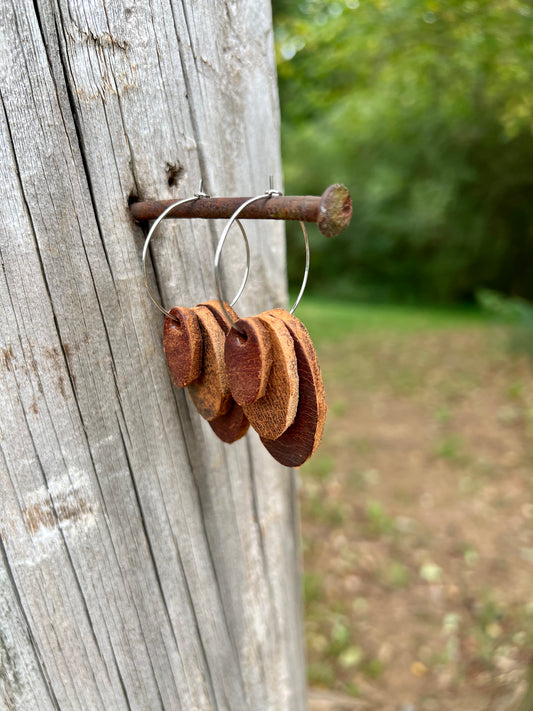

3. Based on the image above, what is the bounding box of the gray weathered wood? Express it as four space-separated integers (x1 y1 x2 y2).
0 1 306 709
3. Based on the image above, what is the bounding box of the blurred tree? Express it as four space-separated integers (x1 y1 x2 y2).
274 0 533 302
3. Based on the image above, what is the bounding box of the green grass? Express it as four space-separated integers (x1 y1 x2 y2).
364 500 397 538
293 296 492 345
303 571 324 605
434 433 467 463
379 560 411 590
305 454 335 480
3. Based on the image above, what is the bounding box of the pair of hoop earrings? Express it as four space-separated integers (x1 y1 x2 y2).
142 186 327 468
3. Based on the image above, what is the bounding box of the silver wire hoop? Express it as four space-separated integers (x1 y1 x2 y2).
214 189 310 332
142 194 250 323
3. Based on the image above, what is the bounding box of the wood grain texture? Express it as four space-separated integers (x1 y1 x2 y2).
243 313 299 440
209 401 250 444
188 305 232 420
0 1 306 709
261 309 328 467
163 306 203 386
225 317 273 405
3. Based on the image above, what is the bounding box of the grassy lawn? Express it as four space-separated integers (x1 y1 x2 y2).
298 298 533 711
297 296 491 345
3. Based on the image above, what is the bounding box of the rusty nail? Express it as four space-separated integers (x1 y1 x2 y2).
129 183 352 238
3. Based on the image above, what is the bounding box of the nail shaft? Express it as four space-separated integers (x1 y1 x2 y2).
129 183 352 238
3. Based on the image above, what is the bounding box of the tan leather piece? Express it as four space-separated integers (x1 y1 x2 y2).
163 306 203 387
242 312 299 440
187 305 232 421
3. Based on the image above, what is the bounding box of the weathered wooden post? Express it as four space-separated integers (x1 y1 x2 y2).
0 1 306 708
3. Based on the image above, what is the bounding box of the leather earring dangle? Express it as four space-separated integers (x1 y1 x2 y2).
142 189 252 443
214 186 327 467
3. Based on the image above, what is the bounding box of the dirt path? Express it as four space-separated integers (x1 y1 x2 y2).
301 324 533 710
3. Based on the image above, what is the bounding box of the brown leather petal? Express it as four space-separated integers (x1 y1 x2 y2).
260 309 327 467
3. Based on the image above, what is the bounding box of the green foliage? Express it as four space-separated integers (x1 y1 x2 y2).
477 288 533 358
274 0 533 303
477 288 533 322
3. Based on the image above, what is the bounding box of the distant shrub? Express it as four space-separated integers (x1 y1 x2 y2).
477 289 533 359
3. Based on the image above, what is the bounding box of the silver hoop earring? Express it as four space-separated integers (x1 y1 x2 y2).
213 187 309 333
142 191 250 321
